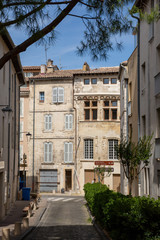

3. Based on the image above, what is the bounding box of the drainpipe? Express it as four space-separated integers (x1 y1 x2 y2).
32 80 35 192
13 73 16 180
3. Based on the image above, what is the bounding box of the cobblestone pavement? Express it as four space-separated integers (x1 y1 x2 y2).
23 196 107 240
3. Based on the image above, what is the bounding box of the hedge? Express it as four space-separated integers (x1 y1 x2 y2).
84 183 160 240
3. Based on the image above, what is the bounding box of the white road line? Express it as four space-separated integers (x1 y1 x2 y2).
51 197 64 201
63 198 75 202
75 199 83 202
47 197 55 201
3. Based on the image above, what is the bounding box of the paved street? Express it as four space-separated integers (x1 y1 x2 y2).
23 195 107 240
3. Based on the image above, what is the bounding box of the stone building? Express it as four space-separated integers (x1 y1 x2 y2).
135 0 160 198
21 60 120 194
0 30 24 220
119 48 138 196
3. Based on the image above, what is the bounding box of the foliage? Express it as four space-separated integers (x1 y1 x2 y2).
84 183 160 240
94 165 112 183
117 135 153 195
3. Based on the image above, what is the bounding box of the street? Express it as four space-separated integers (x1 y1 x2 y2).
23 195 107 240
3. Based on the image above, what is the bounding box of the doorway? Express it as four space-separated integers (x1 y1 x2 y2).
65 170 72 191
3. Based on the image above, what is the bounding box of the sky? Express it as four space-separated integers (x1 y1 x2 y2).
8 3 136 70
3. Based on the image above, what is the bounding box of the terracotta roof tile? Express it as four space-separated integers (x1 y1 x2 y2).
29 66 119 79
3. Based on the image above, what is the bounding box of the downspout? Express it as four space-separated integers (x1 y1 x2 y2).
32 80 35 192
13 73 16 180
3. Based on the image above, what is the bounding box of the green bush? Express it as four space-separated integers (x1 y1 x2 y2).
84 183 160 240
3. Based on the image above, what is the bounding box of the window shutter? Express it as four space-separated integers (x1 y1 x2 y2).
49 115 52 130
65 115 69 129
58 87 64 103
45 115 48 130
48 143 52 162
69 115 73 129
64 143 68 162
69 142 73 162
20 99 24 117
44 143 48 162
53 88 57 103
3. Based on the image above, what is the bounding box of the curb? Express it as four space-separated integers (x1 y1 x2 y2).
85 203 111 240
17 201 47 240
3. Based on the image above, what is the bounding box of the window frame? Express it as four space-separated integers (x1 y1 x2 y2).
53 87 64 103
103 78 109 84
84 139 93 159
111 78 117 84
84 79 90 85
64 142 73 163
39 91 45 103
44 114 52 131
108 139 118 160
91 78 97 84
84 100 98 121
44 142 53 163
65 114 73 130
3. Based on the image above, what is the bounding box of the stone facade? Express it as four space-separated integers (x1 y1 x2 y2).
0 30 24 220
21 61 120 194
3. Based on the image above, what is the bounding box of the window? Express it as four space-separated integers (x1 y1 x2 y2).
44 142 53 162
84 101 97 120
84 139 93 159
53 87 64 103
108 139 118 160
65 114 73 130
103 78 109 84
20 98 24 117
104 109 109 120
24 72 33 77
103 100 118 120
84 79 90 85
112 109 117 119
39 92 45 102
64 142 73 163
20 122 23 141
91 78 97 84
45 115 52 130
111 78 117 84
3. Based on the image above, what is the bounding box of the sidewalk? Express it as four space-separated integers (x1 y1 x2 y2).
0 197 47 240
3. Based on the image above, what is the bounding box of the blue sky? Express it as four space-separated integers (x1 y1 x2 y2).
8 4 136 70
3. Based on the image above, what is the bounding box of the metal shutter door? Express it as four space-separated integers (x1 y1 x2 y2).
40 170 58 192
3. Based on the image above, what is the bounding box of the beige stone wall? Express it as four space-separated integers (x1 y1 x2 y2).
74 72 120 193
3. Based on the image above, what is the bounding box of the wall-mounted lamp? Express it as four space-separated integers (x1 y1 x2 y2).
26 132 32 141
1 106 12 119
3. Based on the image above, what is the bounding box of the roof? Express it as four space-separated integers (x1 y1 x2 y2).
1 29 24 84
23 66 40 70
29 66 119 80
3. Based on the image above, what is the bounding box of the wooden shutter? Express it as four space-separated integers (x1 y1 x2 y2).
49 115 52 130
45 115 48 130
64 143 68 163
48 143 52 162
69 115 73 129
53 88 57 103
58 87 64 103
69 142 73 162
65 115 69 129
44 143 48 162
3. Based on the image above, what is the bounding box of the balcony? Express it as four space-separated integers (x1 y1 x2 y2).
155 73 160 97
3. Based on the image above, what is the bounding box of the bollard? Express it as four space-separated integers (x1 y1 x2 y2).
2 228 10 240
22 217 29 229
14 222 21 236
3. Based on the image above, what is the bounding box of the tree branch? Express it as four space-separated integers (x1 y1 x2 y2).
0 0 52 29
1 1 71 9
0 0 79 69
78 0 96 8
68 13 97 19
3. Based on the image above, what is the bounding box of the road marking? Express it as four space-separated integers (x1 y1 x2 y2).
52 197 64 201
63 198 75 202
75 199 83 202
47 197 55 201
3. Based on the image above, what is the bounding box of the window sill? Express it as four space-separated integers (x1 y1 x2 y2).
41 162 54 165
62 162 74 165
80 159 94 162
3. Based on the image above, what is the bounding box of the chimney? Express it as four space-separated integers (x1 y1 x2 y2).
83 62 90 71
47 59 54 73
41 64 46 74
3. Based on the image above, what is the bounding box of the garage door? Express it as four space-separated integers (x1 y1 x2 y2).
40 170 58 192
84 170 103 184
113 174 120 192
